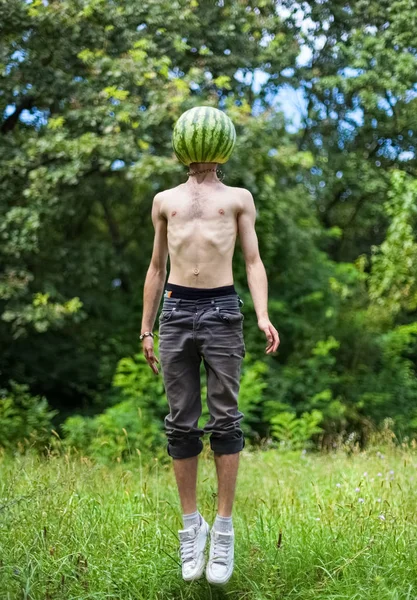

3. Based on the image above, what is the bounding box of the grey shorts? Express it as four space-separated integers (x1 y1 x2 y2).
158 293 246 459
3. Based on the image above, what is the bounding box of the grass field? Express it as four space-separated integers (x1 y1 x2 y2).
1 443 417 600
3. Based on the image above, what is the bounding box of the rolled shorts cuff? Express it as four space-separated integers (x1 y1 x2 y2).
210 434 245 455
167 438 203 459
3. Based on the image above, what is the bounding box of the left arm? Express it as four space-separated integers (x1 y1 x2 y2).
237 189 280 354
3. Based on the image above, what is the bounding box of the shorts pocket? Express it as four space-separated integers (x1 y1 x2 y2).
214 308 244 325
159 308 175 323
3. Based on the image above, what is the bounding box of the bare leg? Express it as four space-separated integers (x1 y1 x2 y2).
213 452 240 517
172 456 199 515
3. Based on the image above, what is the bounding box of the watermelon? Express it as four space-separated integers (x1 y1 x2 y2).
172 106 236 166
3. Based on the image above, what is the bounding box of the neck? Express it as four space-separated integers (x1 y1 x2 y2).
187 162 221 184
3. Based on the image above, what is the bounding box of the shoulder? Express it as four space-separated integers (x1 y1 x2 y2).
152 184 184 219
226 186 255 217
154 183 184 202
228 186 255 206
222 185 253 199
232 186 253 199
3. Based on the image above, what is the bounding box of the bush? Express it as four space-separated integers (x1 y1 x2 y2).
62 352 167 462
0 381 57 451
269 409 324 450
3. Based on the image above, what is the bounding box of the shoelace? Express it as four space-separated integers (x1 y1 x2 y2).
211 534 231 564
179 528 198 563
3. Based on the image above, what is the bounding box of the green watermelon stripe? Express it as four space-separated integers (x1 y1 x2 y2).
208 112 224 162
197 107 205 162
214 113 229 161
180 111 192 163
188 110 197 163
200 108 209 162
207 113 227 163
221 116 234 159
188 109 200 163
174 140 187 165
213 114 231 161
194 107 203 162
222 123 235 161
179 111 191 163
217 113 233 160
204 112 217 162
224 122 236 160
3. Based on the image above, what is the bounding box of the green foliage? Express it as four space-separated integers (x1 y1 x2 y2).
60 415 97 452
1 0 417 452
369 170 417 317
0 381 57 451
62 399 166 463
270 409 324 450
233 354 269 439
0 0 302 412
2 292 84 337
90 401 165 463
62 352 166 462
360 323 417 433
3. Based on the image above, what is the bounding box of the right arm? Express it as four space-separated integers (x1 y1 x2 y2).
141 193 168 374
237 188 280 354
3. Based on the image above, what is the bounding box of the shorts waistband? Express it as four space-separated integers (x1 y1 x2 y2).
162 294 244 310
164 283 236 300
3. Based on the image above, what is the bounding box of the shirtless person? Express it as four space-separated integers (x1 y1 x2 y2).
140 162 280 585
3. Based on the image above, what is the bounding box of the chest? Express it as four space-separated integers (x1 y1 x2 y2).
164 198 235 223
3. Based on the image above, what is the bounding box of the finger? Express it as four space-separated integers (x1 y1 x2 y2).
148 352 159 364
270 331 279 353
145 351 159 374
265 328 274 353
267 326 279 354
272 329 280 352
149 358 159 374
150 354 160 373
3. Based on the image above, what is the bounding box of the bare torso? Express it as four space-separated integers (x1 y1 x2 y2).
160 182 244 287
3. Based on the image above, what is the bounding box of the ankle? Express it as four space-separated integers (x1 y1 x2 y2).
182 509 202 529
213 513 233 533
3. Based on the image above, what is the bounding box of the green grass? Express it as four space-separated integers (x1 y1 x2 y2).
1 443 417 599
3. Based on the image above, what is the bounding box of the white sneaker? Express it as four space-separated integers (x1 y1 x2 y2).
205 529 234 585
178 516 210 581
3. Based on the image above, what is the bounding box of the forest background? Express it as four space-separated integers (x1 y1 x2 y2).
1 0 417 462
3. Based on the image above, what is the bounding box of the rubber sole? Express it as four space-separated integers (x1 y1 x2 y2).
205 563 234 586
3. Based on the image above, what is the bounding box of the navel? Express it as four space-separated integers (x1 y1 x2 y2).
193 267 200 275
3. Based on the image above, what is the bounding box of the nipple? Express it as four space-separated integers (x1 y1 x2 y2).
171 210 177 217
219 208 225 215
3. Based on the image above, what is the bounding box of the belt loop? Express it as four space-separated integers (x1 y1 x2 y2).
238 295 244 307
175 298 181 310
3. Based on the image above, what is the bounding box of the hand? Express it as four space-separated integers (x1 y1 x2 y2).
258 317 280 354
142 336 160 374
